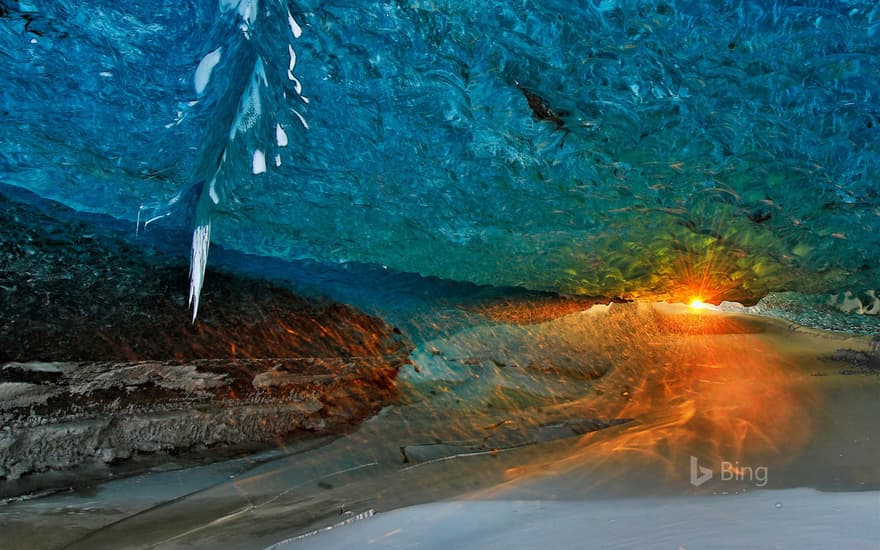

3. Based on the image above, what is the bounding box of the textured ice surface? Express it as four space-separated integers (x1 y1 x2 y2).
729 290 880 334
277 491 880 550
1 1 878 306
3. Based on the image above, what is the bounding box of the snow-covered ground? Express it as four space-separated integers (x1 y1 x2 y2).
279 489 880 549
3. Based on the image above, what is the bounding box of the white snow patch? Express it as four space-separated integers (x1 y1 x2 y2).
288 11 303 38
252 149 266 174
276 490 880 550
275 123 288 147
293 110 309 130
289 74 303 94
194 47 222 95
288 44 297 73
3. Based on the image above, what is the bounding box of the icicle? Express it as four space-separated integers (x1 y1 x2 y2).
188 221 212 322
183 3 306 323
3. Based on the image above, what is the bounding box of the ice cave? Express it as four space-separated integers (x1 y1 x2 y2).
0 0 878 548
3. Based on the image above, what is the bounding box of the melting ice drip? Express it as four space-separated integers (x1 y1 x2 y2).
187 0 309 321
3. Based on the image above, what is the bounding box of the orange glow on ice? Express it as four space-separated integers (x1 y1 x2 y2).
466 304 821 497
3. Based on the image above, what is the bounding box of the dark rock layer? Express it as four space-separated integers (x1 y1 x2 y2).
0 189 412 482
0 189 408 363
0 357 403 481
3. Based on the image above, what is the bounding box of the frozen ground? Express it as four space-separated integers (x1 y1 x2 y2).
280 489 880 550
2 304 878 549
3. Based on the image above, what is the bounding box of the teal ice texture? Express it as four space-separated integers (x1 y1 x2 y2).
0 1 878 307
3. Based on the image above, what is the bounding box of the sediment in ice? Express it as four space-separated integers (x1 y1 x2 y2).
0 189 411 484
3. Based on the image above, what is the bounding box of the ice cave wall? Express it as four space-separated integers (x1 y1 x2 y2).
0 0 878 305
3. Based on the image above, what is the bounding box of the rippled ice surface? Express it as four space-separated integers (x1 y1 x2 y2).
1 1 878 310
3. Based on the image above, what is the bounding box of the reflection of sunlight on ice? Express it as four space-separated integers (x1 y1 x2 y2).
427 302 822 497
688 297 714 311
49 303 873 549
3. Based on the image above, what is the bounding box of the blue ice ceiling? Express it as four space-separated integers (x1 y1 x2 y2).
1 0 878 306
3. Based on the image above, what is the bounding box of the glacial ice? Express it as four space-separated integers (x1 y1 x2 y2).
0 0 877 313
194 47 223 96
188 221 211 321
